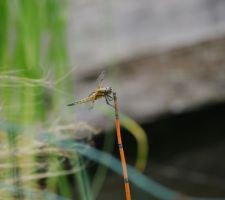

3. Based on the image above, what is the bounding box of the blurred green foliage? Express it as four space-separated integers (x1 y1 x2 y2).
0 1 79 199
0 0 71 124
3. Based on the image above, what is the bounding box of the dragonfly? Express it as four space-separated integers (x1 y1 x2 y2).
67 71 114 108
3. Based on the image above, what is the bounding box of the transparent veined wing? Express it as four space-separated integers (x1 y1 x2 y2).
96 70 105 89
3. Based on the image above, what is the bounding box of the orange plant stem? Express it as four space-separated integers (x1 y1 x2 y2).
113 92 131 200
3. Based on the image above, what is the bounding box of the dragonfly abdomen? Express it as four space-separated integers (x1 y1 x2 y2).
67 96 94 106
67 89 109 107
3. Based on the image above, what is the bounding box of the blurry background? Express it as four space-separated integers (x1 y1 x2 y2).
68 0 225 199
1 0 225 199
69 0 225 120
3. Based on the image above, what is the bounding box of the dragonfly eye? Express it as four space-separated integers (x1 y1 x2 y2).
106 87 112 93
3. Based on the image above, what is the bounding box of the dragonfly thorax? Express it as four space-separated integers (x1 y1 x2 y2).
103 86 112 95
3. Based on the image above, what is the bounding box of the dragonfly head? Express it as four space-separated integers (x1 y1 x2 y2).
105 86 112 94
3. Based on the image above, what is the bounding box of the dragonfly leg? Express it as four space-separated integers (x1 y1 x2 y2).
105 96 114 107
107 94 113 101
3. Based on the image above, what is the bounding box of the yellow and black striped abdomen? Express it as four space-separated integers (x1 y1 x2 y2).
94 90 106 100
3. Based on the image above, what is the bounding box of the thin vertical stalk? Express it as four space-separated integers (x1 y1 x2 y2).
91 129 115 199
74 156 93 200
113 92 131 200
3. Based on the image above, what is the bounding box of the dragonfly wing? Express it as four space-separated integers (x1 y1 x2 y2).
88 101 95 110
96 70 105 88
